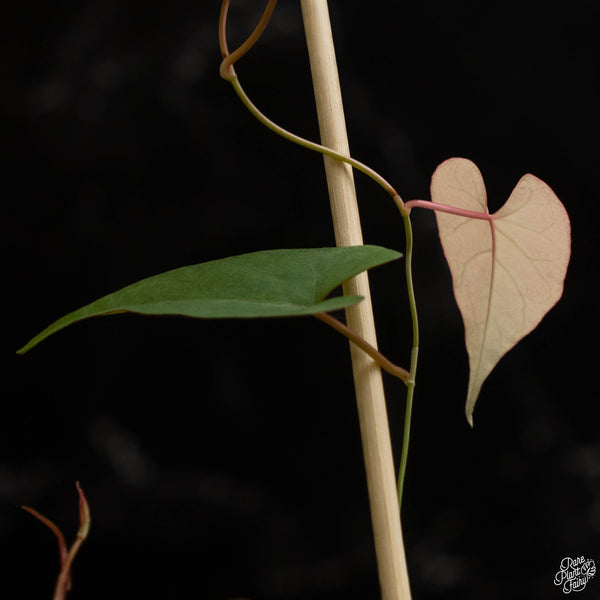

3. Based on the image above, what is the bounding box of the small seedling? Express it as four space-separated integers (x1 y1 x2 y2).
22 482 91 600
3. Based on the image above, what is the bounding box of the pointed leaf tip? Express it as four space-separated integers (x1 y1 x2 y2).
76 481 91 539
432 158 571 424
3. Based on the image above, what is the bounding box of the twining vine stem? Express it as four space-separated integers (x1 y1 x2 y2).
218 0 486 508
219 0 402 205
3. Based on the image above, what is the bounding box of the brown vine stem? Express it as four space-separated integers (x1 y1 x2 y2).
219 0 278 80
314 312 409 383
300 2 412 599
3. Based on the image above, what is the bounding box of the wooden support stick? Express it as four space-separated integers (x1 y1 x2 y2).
299 2 411 599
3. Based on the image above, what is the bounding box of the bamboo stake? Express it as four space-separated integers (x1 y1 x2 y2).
299 2 411 599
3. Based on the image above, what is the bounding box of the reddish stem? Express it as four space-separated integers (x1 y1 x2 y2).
21 506 69 568
402 199 492 221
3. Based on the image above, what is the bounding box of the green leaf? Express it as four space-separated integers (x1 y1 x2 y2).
18 245 401 354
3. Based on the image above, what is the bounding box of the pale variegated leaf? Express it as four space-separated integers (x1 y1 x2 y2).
431 158 571 425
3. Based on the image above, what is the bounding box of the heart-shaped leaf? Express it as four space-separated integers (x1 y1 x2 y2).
18 245 401 354
431 158 571 425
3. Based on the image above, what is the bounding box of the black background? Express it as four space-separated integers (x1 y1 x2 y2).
4 1 599 598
